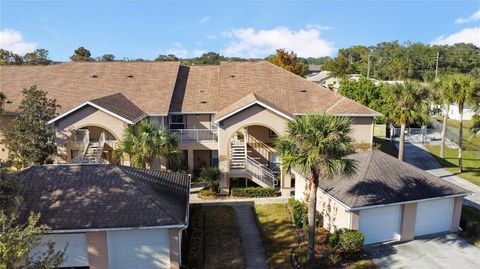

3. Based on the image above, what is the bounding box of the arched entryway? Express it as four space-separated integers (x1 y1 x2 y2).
68 125 119 163
228 124 281 188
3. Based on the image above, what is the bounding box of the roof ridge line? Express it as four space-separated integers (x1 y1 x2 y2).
325 96 346 113
351 150 375 207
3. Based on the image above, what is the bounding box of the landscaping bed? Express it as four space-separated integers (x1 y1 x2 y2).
254 202 377 269
460 205 480 247
186 205 245 269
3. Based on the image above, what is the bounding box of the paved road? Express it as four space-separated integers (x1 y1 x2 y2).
232 205 270 269
366 234 480 269
397 141 480 209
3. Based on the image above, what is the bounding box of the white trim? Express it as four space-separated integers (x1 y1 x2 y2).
213 100 294 123
47 101 144 125
349 193 470 212
44 224 187 234
292 169 471 213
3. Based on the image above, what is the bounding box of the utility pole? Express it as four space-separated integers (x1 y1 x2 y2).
367 53 372 79
435 52 439 81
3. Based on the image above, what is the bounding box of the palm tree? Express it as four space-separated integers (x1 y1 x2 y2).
276 114 357 266
387 81 429 161
199 167 221 192
438 76 455 159
448 74 480 173
114 120 179 169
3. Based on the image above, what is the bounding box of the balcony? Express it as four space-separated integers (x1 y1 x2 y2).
169 129 218 143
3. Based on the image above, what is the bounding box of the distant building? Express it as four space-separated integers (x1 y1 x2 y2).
446 104 476 121
307 71 341 90
307 64 321 76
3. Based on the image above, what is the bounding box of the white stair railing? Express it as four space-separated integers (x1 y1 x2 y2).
246 156 278 186
94 132 106 163
73 130 89 163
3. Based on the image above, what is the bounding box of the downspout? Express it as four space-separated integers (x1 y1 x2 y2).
179 173 192 266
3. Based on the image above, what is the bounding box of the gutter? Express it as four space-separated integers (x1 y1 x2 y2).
44 224 187 234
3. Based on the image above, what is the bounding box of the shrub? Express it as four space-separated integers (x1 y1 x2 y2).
231 187 277 197
288 197 308 230
460 206 480 246
199 167 221 192
199 188 216 197
326 228 350 248
337 230 364 254
187 205 204 268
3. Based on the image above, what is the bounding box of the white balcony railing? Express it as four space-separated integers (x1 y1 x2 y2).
169 129 218 143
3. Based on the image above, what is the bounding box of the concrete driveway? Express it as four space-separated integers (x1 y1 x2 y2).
365 234 480 269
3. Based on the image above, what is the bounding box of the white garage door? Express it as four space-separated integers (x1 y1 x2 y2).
29 233 88 268
415 198 453 237
359 205 401 244
107 229 170 269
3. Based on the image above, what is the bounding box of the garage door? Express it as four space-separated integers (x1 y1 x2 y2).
107 229 170 269
30 233 88 268
415 198 453 237
359 205 401 244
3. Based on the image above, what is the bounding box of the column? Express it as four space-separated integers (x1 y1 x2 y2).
86 232 109 269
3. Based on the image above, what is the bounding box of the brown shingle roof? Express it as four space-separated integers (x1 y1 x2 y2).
0 61 180 115
14 164 190 230
1 61 380 117
296 150 469 209
90 93 146 123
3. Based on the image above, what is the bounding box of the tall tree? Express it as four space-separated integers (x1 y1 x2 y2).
70 46 94 61
0 49 23 65
114 120 179 169
437 75 455 158
4 86 59 168
0 172 66 268
448 74 480 172
97 54 115 62
268 49 308 77
23 49 51 65
276 114 357 266
155 54 179 61
386 82 429 161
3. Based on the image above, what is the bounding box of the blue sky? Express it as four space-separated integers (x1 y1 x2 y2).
1 0 479 61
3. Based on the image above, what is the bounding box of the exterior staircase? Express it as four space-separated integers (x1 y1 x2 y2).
229 140 278 187
73 131 106 164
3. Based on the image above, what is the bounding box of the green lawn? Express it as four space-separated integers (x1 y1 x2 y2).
255 203 297 269
254 204 377 269
186 205 245 269
425 145 480 186
434 117 480 152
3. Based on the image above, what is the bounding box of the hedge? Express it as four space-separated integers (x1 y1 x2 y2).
327 228 364 255
231 187 277 197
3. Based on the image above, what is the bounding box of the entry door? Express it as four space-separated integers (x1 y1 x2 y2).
359 205 401 244
415 198 453 237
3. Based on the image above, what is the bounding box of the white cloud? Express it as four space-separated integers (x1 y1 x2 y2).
432 26 480 46
206 34 217 40
166 43 188 58
199 16 211 24
455 9 480 24
221 26 335 58
0 29 37 54
193 49 206 57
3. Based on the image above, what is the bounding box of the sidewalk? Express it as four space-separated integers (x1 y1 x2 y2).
190 194 289 205
398 141 480 209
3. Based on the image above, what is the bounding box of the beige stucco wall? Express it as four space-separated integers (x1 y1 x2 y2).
294 173 352 232
350 117 374 145
169 229 181 269
400 203 417 241
450 197 464 233
54 106 127 162
186 114 211 129
87 231 109 269
217 105 288 191
0 114 15 162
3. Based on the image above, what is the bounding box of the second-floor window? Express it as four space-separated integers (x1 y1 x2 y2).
169 114 186 129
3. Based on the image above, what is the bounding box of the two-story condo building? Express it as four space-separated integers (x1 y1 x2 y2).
1 61 380 194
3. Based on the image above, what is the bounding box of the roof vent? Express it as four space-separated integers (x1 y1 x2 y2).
230 75 236 78
200 101 208 104
200 90 204 93
127 75 134 78
91 74 98 78
6 100 12 104
300 89 307 92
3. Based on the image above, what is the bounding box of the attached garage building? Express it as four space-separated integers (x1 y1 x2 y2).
16 164 190 269
294 150 469 245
